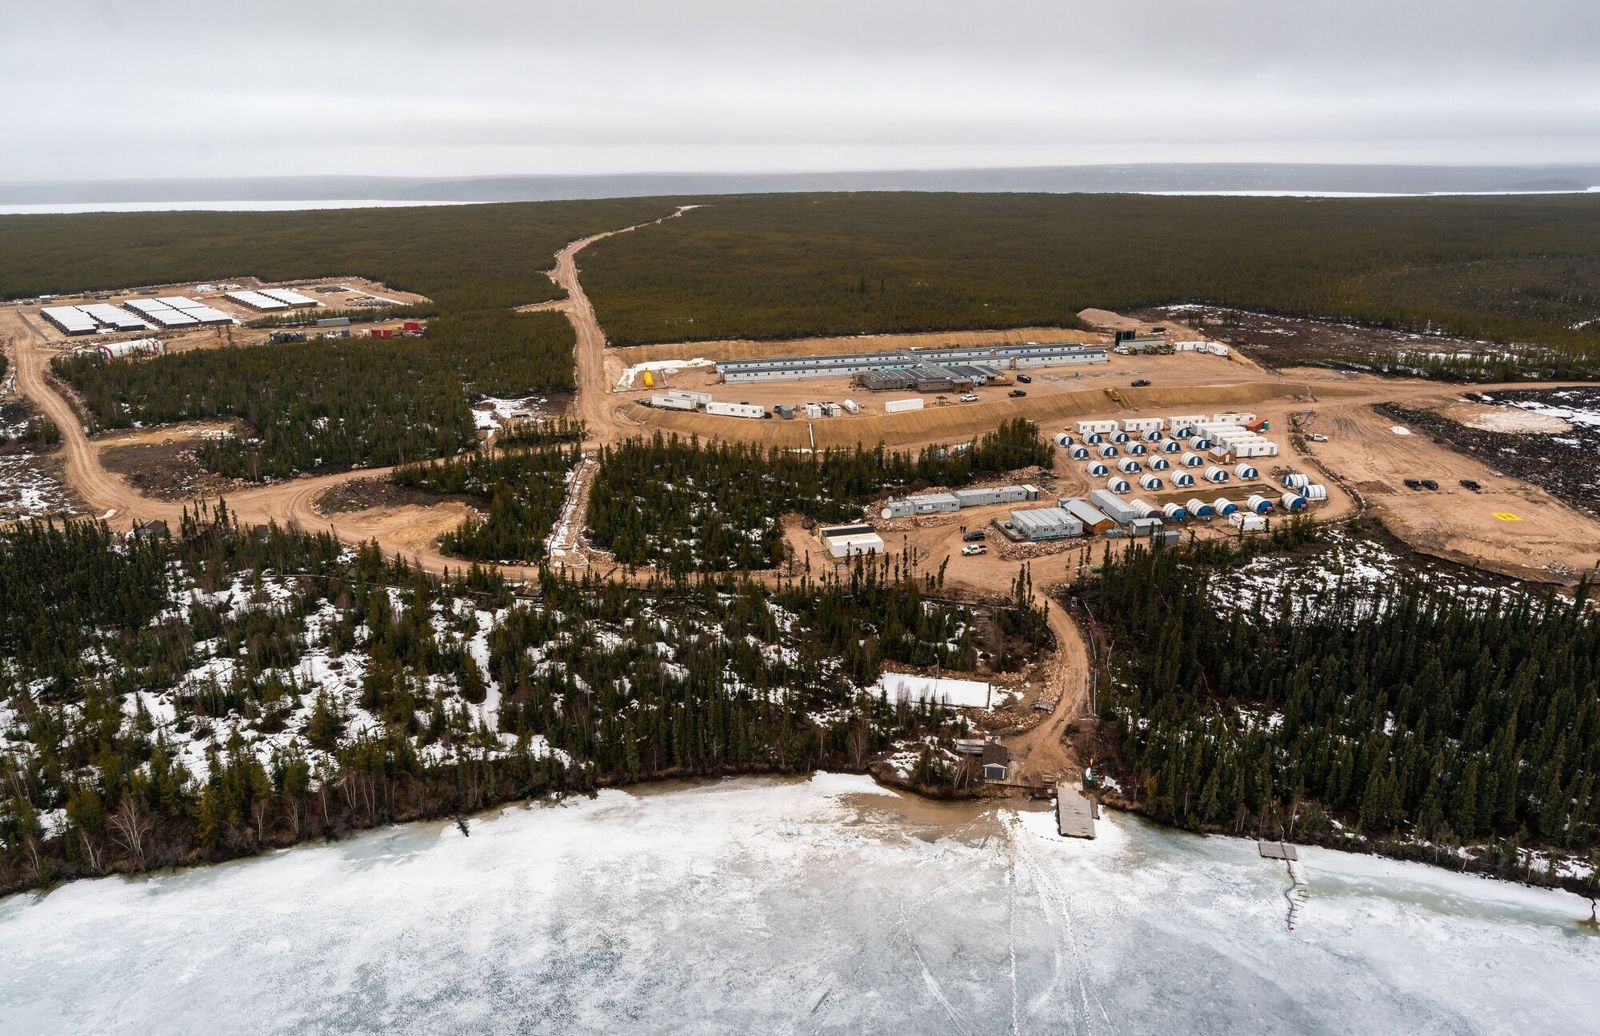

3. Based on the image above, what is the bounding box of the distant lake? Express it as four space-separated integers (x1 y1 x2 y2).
0 200 474 215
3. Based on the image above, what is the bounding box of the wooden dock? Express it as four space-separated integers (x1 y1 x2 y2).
1055 782 1097 839
1258 840 1299 861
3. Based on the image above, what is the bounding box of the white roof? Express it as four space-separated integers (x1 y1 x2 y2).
125 298 175 315
158 296 207 311
225 290 288 310
145 309 200 327
258 288 317 306
187 306 234 323
41 305 98 331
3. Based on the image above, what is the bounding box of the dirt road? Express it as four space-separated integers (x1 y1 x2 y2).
1004 600 1092 785
554 206 694 449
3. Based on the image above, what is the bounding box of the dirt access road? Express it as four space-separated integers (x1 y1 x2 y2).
1004 600 1092 785
556 206 695 449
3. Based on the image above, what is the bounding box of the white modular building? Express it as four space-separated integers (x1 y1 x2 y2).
1089 490 1140 524
78 304 150 332
258 288 319 307
704 401 767 419
1008 507 1083 541
883 398 924 414
40 306 99 335
820 524 885 558
224 290 289 311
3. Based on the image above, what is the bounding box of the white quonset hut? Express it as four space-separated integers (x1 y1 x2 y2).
1009 507 1083 541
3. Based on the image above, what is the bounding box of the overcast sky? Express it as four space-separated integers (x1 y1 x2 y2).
4 0 1598 182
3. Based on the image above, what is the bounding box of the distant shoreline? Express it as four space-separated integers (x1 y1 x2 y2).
4 163 1600 211
4 187 1597 216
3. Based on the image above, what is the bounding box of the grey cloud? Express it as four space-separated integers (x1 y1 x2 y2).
2 0 1597 181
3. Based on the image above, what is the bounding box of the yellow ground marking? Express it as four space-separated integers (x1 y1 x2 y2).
1493 512 1523 522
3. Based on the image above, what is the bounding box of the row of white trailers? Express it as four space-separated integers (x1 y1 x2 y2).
224 288 319 311
1074 412 1258 435
42 296 236 334
882 484 1042 519
651 390 870 420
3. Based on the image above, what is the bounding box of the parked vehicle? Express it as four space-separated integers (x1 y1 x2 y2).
959 393 979 403
1009 389 1027 398
1421 479 1440 491
961 544 987 556
1131 379 1151 387
1460 479 1482 491
1404 479 1423 490
1308 433 1329 442
1016 374 1033 383
962 531 987 542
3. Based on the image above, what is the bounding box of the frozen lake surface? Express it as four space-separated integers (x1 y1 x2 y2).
1 774 1595 1034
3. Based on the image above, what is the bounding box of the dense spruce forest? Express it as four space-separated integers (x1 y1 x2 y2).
587 419 1054 574
580 193 1600 376
1077 530 1600 883
392 423 585 562
53 313 580 478
0 199 675 475
0 508 1040 894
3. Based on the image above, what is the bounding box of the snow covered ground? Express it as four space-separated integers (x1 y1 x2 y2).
1 775 1593 1034
0 454 70 520
870 671 1012 709
614 358 713 390
470 396 547 431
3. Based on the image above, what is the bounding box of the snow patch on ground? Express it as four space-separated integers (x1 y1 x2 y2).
614 358 713 390
871 671 1011 710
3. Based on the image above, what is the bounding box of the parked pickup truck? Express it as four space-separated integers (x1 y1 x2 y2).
1131 379 1151 387
962 530 987 542
960 544 988 556
1008 389 1027 398
959 393 979 403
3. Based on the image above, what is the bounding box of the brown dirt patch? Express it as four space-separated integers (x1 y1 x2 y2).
1135 305 1501 372
99 439 252 502
315 476 470 515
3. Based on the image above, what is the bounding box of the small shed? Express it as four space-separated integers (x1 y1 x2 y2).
129 519 169 541
982 742 1011 782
